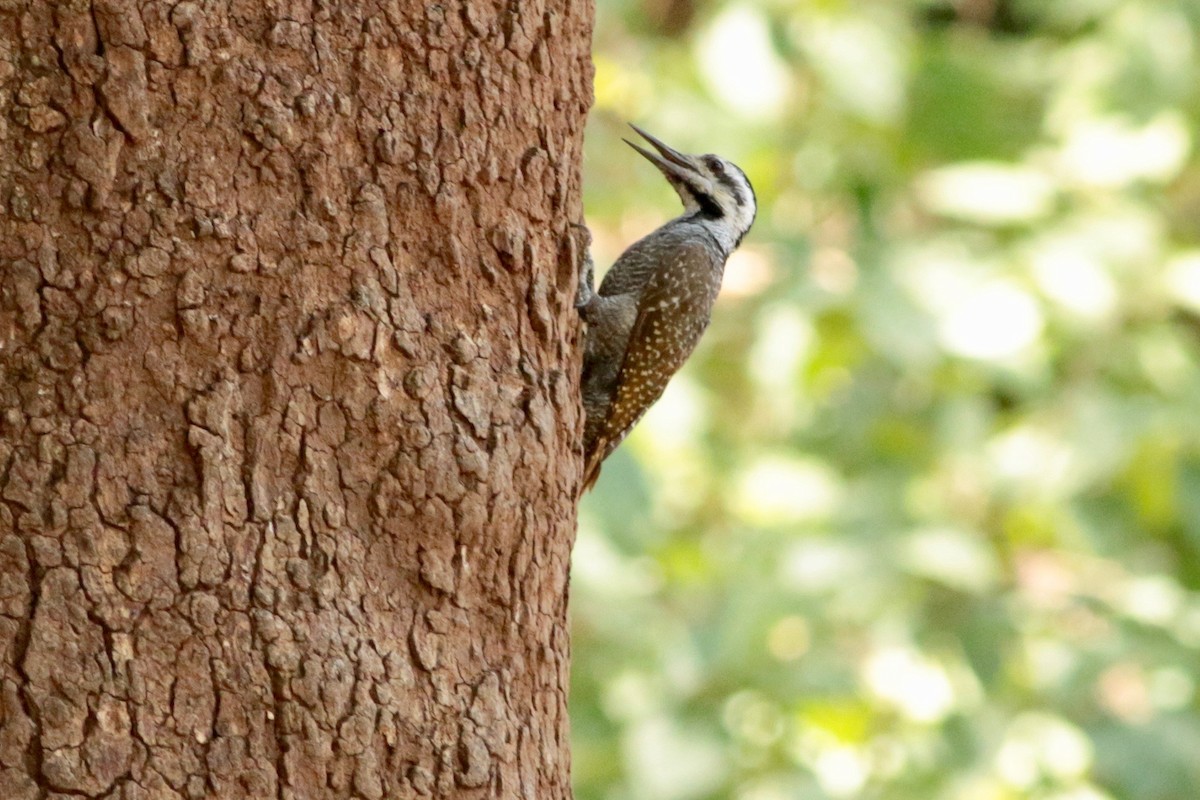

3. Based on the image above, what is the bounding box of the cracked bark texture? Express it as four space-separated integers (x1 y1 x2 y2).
0 1 592 797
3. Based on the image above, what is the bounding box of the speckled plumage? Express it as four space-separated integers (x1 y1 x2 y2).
578 125 756 490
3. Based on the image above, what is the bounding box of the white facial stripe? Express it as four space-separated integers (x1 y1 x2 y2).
712 167 755 229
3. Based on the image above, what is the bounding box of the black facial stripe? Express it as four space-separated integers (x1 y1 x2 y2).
691 187 724 219
696 190 720 219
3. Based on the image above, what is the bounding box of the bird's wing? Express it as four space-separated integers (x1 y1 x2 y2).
597 225 693 296
582 240 719 488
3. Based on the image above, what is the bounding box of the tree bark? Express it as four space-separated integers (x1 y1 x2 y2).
0 2 592 798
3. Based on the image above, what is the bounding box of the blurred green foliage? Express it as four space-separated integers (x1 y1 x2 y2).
573 1 1200 799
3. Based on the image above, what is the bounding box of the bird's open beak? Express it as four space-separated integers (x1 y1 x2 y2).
624 124 710 191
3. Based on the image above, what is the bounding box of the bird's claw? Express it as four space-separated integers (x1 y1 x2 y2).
570 223 595 312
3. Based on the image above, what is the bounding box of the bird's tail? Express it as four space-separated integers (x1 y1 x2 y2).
581 440 607 493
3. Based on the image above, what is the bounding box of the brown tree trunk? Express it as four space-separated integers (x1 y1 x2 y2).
0 2 592 798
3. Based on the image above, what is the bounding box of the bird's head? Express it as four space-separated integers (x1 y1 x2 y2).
625 123 757 250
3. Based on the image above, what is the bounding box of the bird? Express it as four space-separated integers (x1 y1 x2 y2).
576 123 757 491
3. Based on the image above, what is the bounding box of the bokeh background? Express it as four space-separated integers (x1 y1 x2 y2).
572 1 1200 798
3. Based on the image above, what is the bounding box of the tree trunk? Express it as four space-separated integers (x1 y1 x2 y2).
0 2 592 798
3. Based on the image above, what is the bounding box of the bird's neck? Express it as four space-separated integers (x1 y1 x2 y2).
676 213 740 260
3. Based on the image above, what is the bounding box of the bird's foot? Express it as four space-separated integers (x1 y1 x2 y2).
569 223 595 313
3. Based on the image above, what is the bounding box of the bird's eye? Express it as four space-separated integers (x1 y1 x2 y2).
705 156 724 175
